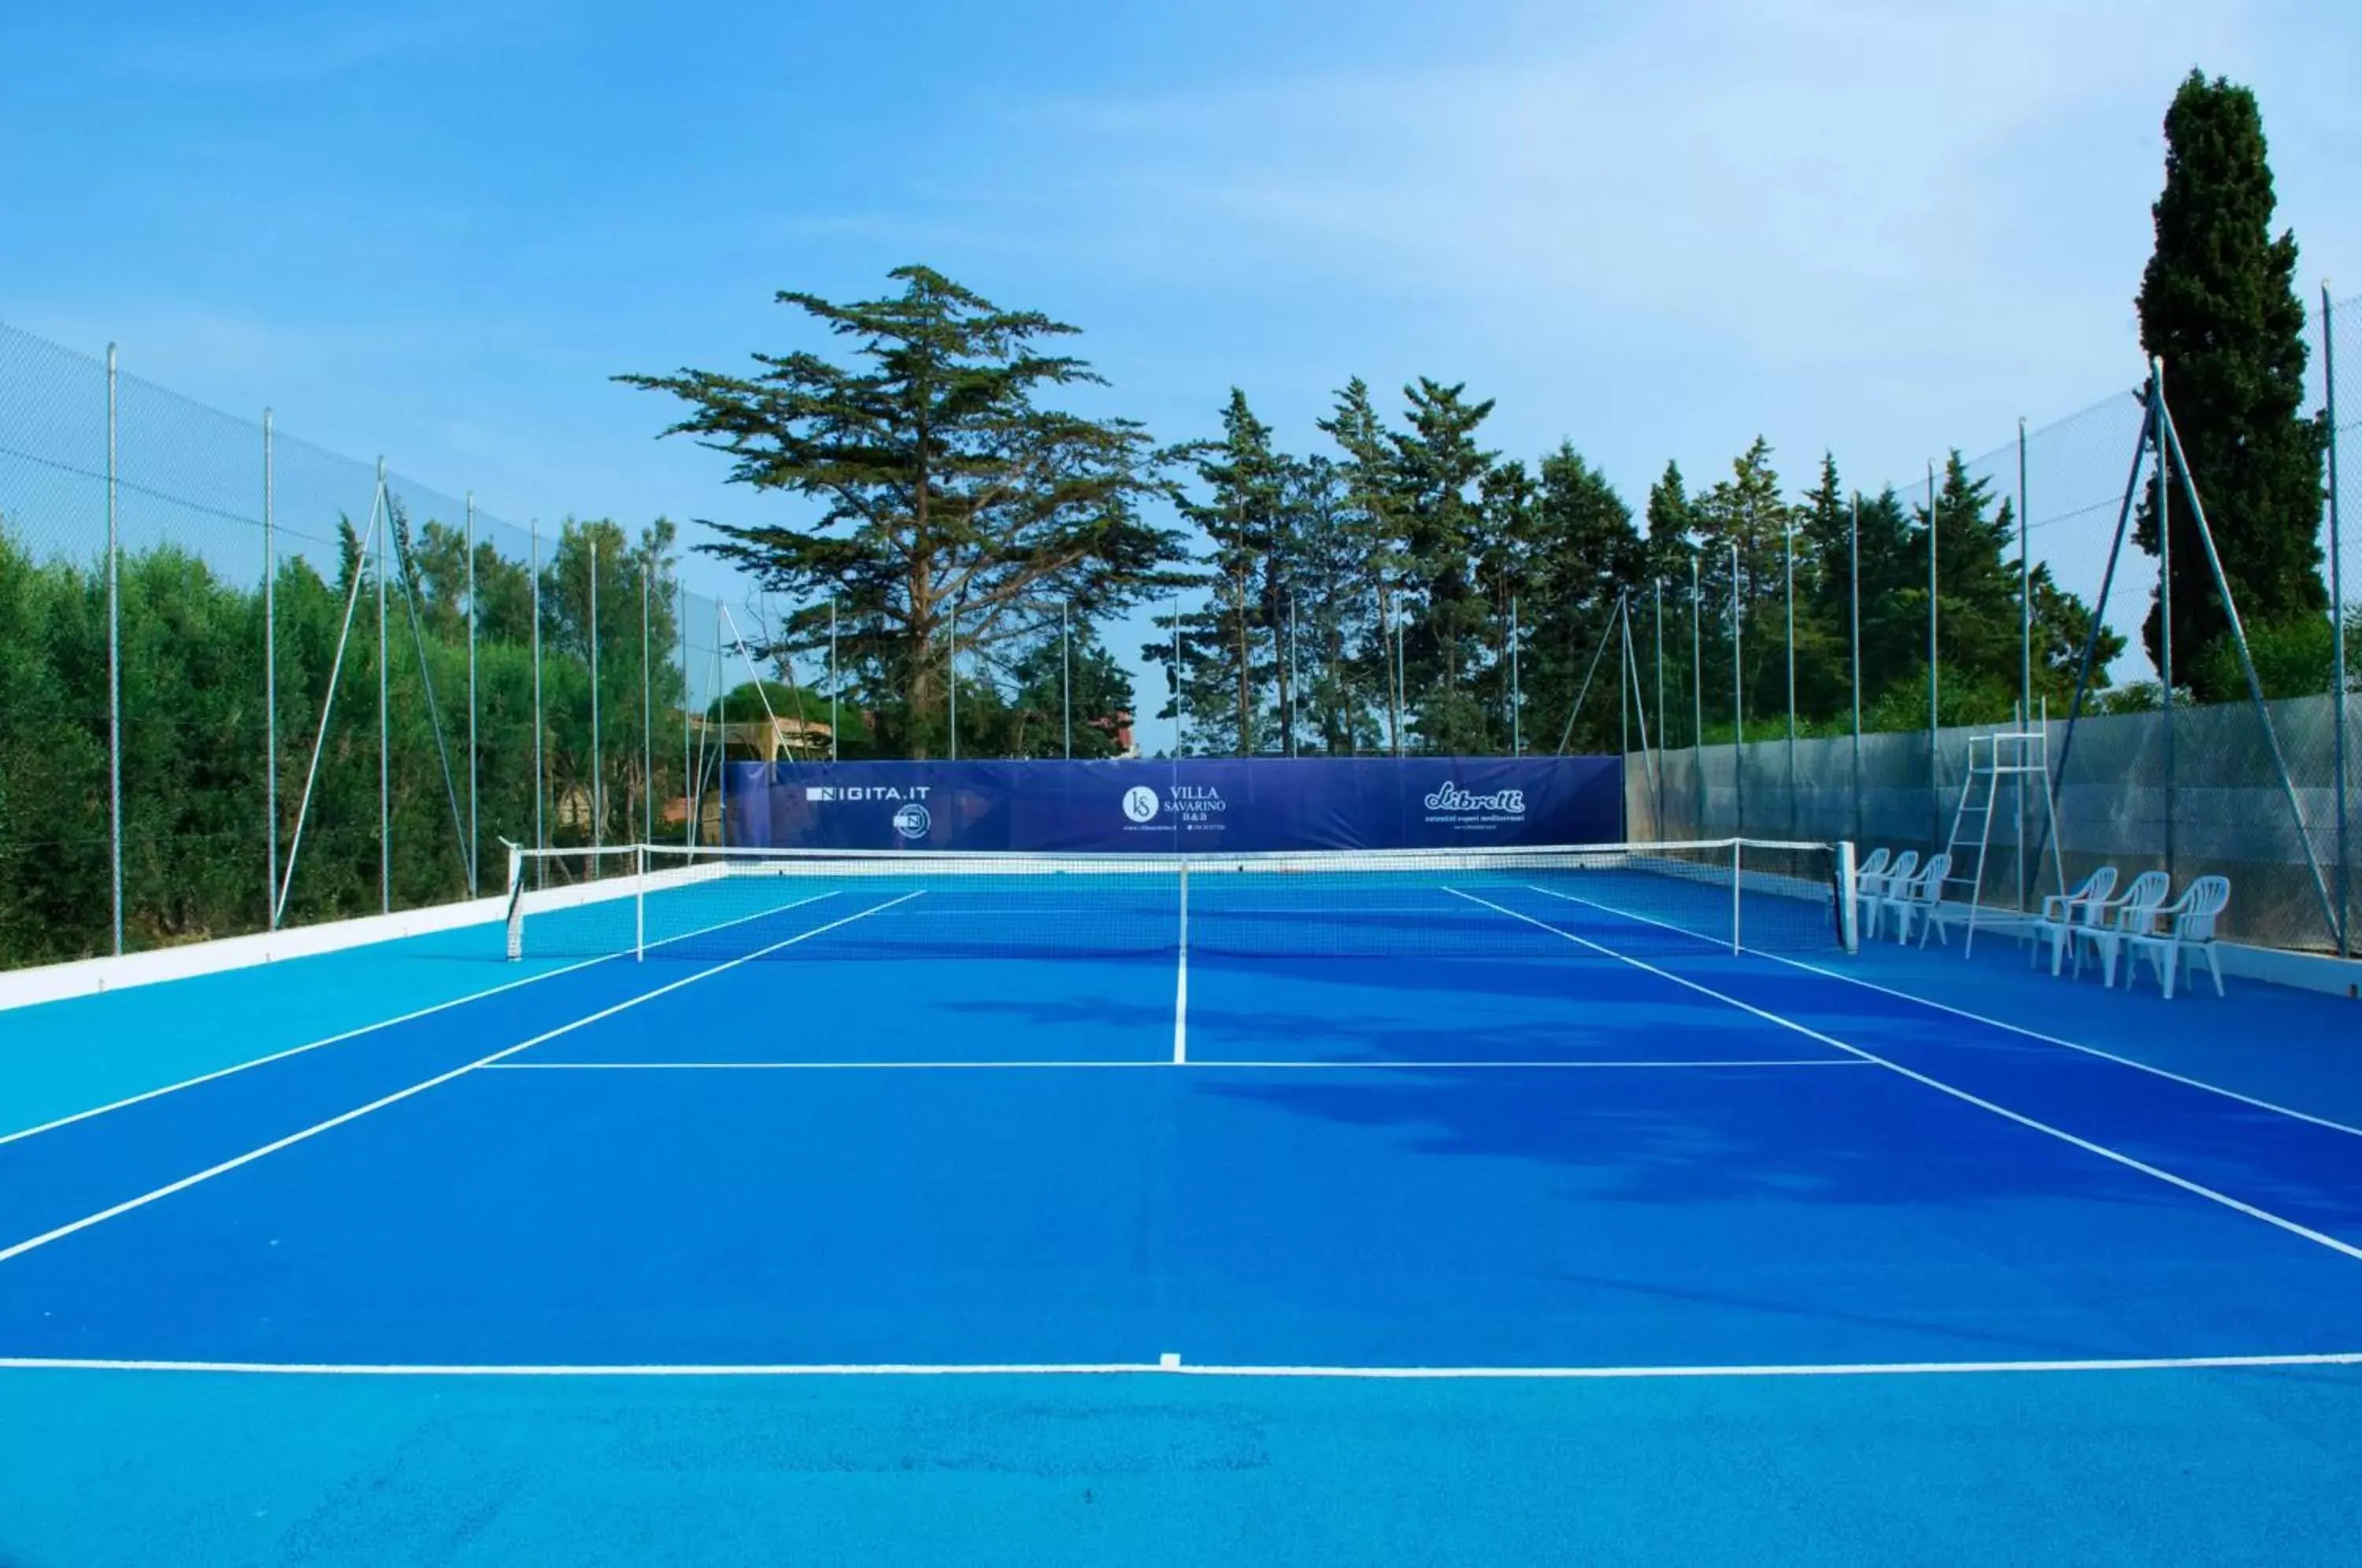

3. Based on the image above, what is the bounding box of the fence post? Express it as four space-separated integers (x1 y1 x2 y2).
1927 460 1940 847
106 344 124 956
716 600 728 846
376 457 389 916
1729 540 1742 837
465 493 477 896
264 409 278 928
531 520 544 886
2017 416 2031 912
2325 283 2349 955
1849 494 1863 847
679 581 691 848
590 533 603 852
642 551 653 847
1061 598 1072 760
1653 579 1665 828
2155 361 2175 883
1690 552 1705 831
1784 520 1797 838
832 596 842 764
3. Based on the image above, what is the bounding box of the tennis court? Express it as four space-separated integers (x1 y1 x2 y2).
5 839 2362 1562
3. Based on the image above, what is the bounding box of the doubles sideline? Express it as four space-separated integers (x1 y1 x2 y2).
1446 887 2362 1270
1526 883 2362 1142
0 893 920 1267
0 892 842 1148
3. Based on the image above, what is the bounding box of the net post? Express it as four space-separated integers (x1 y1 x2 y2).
1835 840 1859 953
502 841 526 961
635 843 647 963
1731 838 1742 954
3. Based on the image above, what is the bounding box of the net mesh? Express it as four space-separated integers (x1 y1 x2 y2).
503 840 1850 964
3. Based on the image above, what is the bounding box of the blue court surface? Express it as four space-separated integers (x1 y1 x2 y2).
4 864 2362 1564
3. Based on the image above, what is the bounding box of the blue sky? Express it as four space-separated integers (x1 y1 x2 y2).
3 1 2356 724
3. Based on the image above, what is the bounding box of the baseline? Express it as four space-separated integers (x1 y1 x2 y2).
2 1350 2357 1379
482 1057 1874 1071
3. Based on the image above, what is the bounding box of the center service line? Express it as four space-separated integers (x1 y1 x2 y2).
1172 866 1189 1065
0 893 924 1268
1442 887 2362 1269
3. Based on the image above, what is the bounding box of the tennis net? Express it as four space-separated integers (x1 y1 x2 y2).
502 839 1857 963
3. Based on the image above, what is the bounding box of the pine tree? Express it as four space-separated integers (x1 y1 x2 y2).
1317 378 1412 751
1524 445 1642 751
2134 71 2327 701
1178 389 1288 754
1390 379 1498 752
619 266 1190 757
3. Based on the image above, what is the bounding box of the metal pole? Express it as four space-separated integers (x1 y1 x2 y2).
1850 495 1863 845
1061 599 1073 760
1729 539 1742 837
376 457 389 915
2017 420 2030 914
1553 593 1621 756
2156 374 2344 942
531 520 544 886
948 594 958 760
2155 361 2175 882
1509 594 1522 756
465 493 476 896
1690 553 1705 830
2018 418 2032 732
1294 590 1313 756
2327 283 2350 953
106 344 123 956
641 552 653 847
1653 579 1665 829
1618 601 1630 838
1927 460 1940 847
1395 612 1407 755
679 582 691 849
1172 597 1184 757
265 410 279 927
831 596 841 764
1784 520 1797 838
590 534 602 852
716 600 727 846
2037 401 2156 887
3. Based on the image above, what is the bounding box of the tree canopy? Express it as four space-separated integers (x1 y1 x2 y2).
618 266 1192 758
2134 70 2327 701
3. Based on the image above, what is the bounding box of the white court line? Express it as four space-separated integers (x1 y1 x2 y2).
0 892 839 1149
481 1057 1875 1071
1536 885 2362 1145
0 893 920 1268
1172 868 1189 1065
2 1349 2356 1379
1443 888 2362 1268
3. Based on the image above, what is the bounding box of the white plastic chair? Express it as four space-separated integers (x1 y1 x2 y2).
1860 849 1916 942
2127 875 2231 1000
1883 853 1950 945
2028 866 2118 976
2071 869 2171 987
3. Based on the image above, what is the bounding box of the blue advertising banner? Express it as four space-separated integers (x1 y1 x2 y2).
720 756 1624 853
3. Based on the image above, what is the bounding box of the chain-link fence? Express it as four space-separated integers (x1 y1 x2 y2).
0 321 780 969
1637 290 2360 955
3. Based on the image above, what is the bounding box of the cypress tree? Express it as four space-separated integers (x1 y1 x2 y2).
2134 71 2327 700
